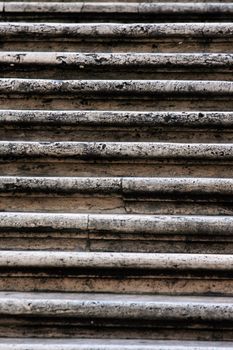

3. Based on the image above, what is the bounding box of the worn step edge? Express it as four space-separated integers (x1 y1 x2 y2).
3 2 233 15
1 251 233 272
1 212 231 235
1 141 233 160
1 176 233 200
0 23 233 38
0 292 232 320
2 53 233 70
1 79 233 96
1 110 233 128
0 339 233 350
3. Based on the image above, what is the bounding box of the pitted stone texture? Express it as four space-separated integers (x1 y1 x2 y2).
0 292 233 321
1 176 233 201
0 176 121 194
0 23 233 38
2 3 233 14
1 141 233 160
1 251 233 272
2 52 233 69
1 79 233 96
0 52 233 69
1 212 233 236
1 110 233 128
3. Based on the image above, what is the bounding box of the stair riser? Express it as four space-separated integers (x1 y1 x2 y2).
1 40 232 53
0 317 232 340
2 161 233 177
2 97 233 111
4 68 233 81
0 324 228 342
1 234 233 254
0 275 232 295
1 127 233 142
2 196 233 215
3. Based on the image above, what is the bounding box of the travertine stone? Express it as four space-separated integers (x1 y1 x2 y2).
1 251 233 271
3 2 83 13
1 339 233 350
2 2 233 16
0 23 232 38
1 176 233 201
1 53 233 69
1 212 232 236
0 292 233 321
1 79 233 96
0 141 233 160
1 110 233 128
0 176 121 194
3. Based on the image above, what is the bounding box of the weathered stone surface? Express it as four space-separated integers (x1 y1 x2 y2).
1 250 233 272
1 2 233 24
1 176 233 201
0 292 232 321
1 339 233 350
0 23 233 38
1 212 232 236
2 2 233 15
0 339 233 350
1 52 233 69
0 141 233 160
0 0 232 344
1 79 233 96
1 110 233 127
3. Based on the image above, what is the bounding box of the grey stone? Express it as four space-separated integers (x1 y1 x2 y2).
1 176 233 201
0 339 233 350
1 110 233 128
1 250 233 272
1 212 232 236
1 79 233 96
0 23 232 38
1 141 233 160
1 52 233 69
0 292 232 321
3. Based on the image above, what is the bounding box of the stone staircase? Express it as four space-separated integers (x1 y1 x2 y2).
0 0 233 348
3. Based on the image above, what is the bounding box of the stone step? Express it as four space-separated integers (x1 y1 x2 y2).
1 2 233 22
0 292 232 339
1 339 233 350
1 141 233 178
0 250 233 293
1 109 233 142
0 22 232 52
1 176 233 200
1 78 233 110
1 141 232 161
2 53 233 80
1 212 232 253
3 176 233 214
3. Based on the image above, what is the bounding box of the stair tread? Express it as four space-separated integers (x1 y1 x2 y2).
1 212 231 235
0 22 232 38
1 141 232 160
1 110 233 128
1 78 233 95
2 52 233 68
3 2 233 14
0 292 233 319
0 175 233 191
0 250 233 271
0 338 232 349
